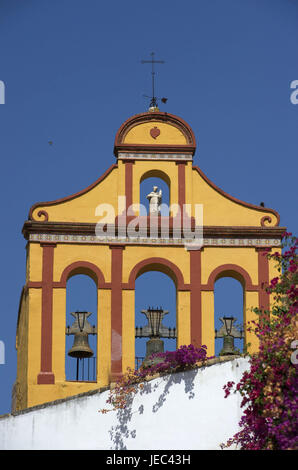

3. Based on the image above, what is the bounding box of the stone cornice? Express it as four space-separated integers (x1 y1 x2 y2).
22 220 285 240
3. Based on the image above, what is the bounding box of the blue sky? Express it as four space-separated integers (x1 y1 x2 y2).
0 0 297 415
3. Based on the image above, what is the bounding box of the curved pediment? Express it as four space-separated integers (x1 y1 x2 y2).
114 111 196 157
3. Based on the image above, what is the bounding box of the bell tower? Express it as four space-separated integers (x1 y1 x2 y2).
14 108 283 412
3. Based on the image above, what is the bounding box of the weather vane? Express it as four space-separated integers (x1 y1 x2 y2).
141 52 167 110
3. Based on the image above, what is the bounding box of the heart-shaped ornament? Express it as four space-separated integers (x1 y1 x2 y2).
150 127 160 139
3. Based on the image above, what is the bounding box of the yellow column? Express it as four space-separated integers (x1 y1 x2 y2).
185 161 192 216
245 291 260 353
122 289 135 373
268 252 281 311
27 288 42 385
171 163 179 217
177 291 191 347
117 160 126 200
52 288 67 382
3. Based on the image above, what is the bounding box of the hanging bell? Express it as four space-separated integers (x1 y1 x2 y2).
68 330 94 358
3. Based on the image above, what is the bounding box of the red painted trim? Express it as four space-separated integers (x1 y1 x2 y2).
37 372 55 384
36 259 110 384
193 166 280 227
124 257 190 291
190 250 202 346
256 248 271 314
120 155 193 163
27 281 42 288
115 144 195 155
37 243 56 384
202 264 258 291
37 210 49 221
57 261 108 288
29 164 118 221
139 168 171 187
40 242 57 248
110 245 124 380
261 216 273 227
177 162 186 210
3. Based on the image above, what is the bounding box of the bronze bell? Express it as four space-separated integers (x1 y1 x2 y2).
68 330 94 358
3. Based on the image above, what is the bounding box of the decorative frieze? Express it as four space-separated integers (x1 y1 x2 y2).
118 152 193 161
29 233 281 247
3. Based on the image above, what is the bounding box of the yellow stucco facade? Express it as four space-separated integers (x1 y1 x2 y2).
14 110 283 411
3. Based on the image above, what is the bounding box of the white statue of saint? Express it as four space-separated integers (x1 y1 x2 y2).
146 186 162 214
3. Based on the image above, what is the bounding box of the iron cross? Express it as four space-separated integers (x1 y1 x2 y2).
141 52 165 107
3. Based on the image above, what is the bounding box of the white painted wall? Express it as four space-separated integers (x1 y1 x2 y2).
0 357 249 450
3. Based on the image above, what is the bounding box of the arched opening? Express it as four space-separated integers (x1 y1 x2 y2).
214 277 244 356
135 271 177 369
140 170 170 216
65 274 97 381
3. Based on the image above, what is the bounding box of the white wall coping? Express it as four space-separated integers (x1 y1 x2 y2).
0 356 250 450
